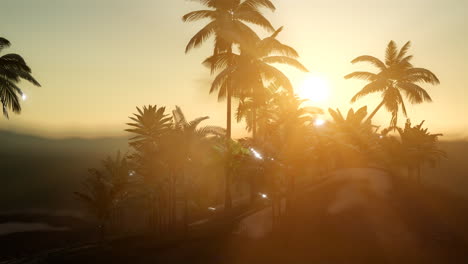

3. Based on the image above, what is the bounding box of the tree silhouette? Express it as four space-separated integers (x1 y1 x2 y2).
74 151 131 240
170 106 225 234
328 106 381 167
345 41 439 127
125 105 173 233
183 0 276 140
0 37 40 118
392 120 447 182
204 27 308 140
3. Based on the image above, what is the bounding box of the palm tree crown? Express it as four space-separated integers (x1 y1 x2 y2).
182 0 275 54
345 41 439 127
0 37 40 118
204 27 307 101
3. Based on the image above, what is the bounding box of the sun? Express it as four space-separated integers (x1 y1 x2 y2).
296 74 330 104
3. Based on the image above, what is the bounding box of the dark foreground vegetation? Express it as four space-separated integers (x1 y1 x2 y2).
2 170 468 264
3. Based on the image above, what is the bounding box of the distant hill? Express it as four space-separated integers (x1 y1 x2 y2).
0 130 128 213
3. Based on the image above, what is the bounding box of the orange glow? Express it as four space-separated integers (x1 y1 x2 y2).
296 74 330 104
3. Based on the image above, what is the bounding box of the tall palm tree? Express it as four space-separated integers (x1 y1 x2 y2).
261 91 321 211
183 0 276 140
171 106 225 234
0 37 40 118
205 27 308 140
125 105 173 233
345 41 439 127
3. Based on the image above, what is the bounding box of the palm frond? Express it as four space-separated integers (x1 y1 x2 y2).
350 80 386 102
203 52 236 74
182 10 216 22
0 37 11 52
344 71 377 81
235 10 274 32
185 21 216 53
404 68 440 85
396 41 411 61
398 82 432 104
188 116 210 130
259 63 293 91
262 56 308 72
210 66 235 94
239 0 276 12
385 40 398 66
351 55 386 71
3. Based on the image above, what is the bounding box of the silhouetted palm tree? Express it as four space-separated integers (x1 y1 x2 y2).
0 37 40 118
75 152 131 240
126 105 172 150
125 105 173 233
212 138 251 208
171 106 225 234
183 0 276 140
328 106 381 167
393 119 446 182
345 41 439 127
260 91 321 211
205 27 308 139
101 151 132 229
236 83 277 139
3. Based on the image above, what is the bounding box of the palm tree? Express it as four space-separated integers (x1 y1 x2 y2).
75 152 131 240
393 119 447 183
171 106 225 234
205 27 308 140
0 37 40 118
126 105 172 150
345 41 439 127
328 106 381 168
125 105 173 233
183 0 276 140
101 151 132 229
236 83 277 140
261 91 321 212
212 138 251 208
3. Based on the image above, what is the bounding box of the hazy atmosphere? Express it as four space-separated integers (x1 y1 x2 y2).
2 0 468 263
1 0 467 138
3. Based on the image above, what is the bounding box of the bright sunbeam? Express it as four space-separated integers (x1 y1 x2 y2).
22 94 27 101
297 74 330 104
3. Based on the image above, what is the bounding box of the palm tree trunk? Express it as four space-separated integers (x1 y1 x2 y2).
224 46 234 211
365 99 385 124
252 106 257 141
226 87 232 140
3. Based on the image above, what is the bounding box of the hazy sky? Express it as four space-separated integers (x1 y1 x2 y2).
1 0 467 139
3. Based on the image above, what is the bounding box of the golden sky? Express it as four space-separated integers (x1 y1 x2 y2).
1 0 467 139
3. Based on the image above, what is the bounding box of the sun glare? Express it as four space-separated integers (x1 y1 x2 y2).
297 74 330 104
